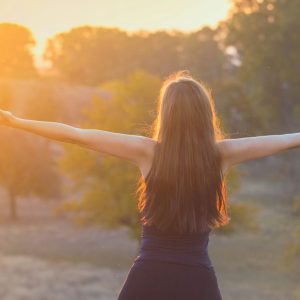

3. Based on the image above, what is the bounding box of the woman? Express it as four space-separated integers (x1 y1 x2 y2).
0 70 299 299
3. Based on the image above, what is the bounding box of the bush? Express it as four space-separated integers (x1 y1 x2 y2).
292 195 300 216
214 201 260 235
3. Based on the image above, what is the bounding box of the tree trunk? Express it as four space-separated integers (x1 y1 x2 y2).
8 190 17 221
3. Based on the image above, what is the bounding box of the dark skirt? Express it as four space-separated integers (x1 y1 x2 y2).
117 260 222 300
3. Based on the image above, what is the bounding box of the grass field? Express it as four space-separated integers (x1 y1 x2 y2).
0 156 299 300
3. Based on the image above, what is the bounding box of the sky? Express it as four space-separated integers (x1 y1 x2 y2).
0 0 231 67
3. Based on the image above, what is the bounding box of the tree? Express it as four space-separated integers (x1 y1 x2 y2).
0 23 37 78
224 0 300 133
224 0 300 273
44 25 229 87
0 82 13 110
0 85 61 220
23 84 65 122
44 26 132 85
56 70 160 239
221 0 300 197
0 129 62 220
181 27 226 84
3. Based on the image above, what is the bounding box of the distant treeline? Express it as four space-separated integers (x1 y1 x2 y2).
2 0 300 136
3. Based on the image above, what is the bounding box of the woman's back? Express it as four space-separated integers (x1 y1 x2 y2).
135 136 220 271
133 222 213 270
139 137 228 181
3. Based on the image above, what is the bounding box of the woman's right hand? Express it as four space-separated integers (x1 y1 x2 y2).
0 109 17 127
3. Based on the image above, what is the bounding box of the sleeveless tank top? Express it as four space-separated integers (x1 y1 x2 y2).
133 223 214 270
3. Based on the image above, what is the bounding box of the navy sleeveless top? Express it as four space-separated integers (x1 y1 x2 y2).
133 223 213 270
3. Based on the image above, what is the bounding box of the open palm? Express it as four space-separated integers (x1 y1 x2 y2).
0 109 16 126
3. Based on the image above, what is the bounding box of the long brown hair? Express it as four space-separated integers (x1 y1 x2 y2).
136 70 230 234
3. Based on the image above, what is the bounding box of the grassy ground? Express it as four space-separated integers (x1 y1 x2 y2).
0 156 299 299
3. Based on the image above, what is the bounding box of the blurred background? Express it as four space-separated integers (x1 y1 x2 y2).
0 0 300 299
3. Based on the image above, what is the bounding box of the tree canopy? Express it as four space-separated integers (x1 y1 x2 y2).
0 23 37 78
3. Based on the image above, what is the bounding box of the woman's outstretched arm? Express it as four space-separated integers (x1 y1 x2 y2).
218 133 300 170
0 109 148 166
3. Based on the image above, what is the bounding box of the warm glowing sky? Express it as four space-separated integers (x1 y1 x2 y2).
0 0 231 67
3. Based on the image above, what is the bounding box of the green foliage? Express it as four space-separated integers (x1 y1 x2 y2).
214 165 260 235
224 0 300 133
0 82 13 110
23 85 64 122
226 164 242 195
214 201 260 235
57 71 161 239
0 85 61 219
292 195 300 216
44 26 227 86
0 128 61 219
213 78 267 136
0 23 37 78
224 0 300 267
284 221 300 274
285 194 300 272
